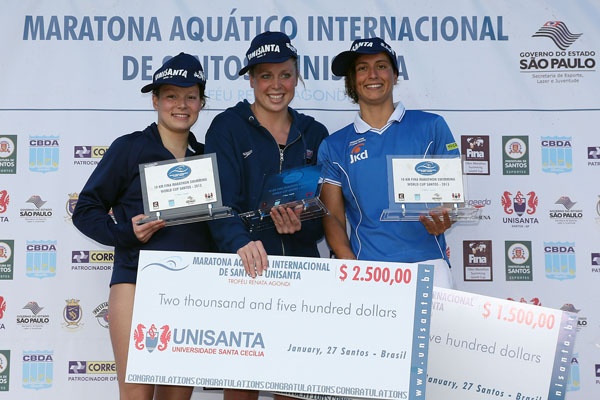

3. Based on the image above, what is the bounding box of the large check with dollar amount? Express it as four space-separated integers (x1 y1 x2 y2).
126 251 435 400
425 287 577 400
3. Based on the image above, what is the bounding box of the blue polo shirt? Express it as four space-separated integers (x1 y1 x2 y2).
318 102 460 263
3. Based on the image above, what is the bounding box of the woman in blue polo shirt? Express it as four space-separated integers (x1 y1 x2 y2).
318 37 459 288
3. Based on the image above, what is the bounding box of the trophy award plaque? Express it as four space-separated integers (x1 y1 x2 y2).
380 155 481 222
137 153 232 226
239 164 328 233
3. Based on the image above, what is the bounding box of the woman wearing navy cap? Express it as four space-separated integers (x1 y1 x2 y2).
73 52 214 400
318 37 459 288
205 31 328 400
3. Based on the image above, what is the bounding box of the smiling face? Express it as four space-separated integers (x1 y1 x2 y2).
153 84 202 136
249 59 298 116
351 52 398 107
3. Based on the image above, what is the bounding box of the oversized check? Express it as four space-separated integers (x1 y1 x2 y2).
126 251 434 400
426 287 577 400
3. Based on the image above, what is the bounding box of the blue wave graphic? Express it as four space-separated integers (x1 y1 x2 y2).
141 257 189 272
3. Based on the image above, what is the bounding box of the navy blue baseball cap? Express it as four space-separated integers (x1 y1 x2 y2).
141 52 206 93
331 37 399 76
238 31 298 76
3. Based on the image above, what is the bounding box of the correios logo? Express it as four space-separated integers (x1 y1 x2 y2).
349 143 368 164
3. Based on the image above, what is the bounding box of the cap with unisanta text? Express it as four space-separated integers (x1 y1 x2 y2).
238 31 298 76
141 52 206 93
331 37 399 76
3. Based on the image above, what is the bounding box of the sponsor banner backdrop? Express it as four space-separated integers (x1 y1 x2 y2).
0 1 598 399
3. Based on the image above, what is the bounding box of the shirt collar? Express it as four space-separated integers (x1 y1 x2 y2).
353 101 406 134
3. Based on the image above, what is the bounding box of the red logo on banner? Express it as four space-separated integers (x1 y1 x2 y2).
0 190 9 213
134 323 171 352
501 191 538 216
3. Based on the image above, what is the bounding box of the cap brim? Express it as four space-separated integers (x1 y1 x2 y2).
141 81 200 93
238 66 250 76
140 83 156 93
331 51 358 76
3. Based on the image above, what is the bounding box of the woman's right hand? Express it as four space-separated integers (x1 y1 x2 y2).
237 240 268 278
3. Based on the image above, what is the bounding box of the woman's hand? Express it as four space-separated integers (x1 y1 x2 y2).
270 205 302 234
131 214 166 243
237 240 269 278
419 209 453 236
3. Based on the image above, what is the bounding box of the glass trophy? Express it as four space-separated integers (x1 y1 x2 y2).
137 153 233 226
239 164 328 233
379 155 481 222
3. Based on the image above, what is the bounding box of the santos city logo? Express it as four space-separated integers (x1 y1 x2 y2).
505 241 532 282
502 136 529 175
0 135 17 174
0 350 8 392
0 240 13 280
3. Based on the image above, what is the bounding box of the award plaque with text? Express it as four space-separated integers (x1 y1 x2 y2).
138 153 232 226
380 155 481 222
239 164 328 232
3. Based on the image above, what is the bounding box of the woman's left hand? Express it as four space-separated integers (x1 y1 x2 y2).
270 205 302 234
419 209 453 236
131 214 166 243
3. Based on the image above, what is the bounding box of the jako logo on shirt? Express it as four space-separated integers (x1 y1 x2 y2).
349 143 368 164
